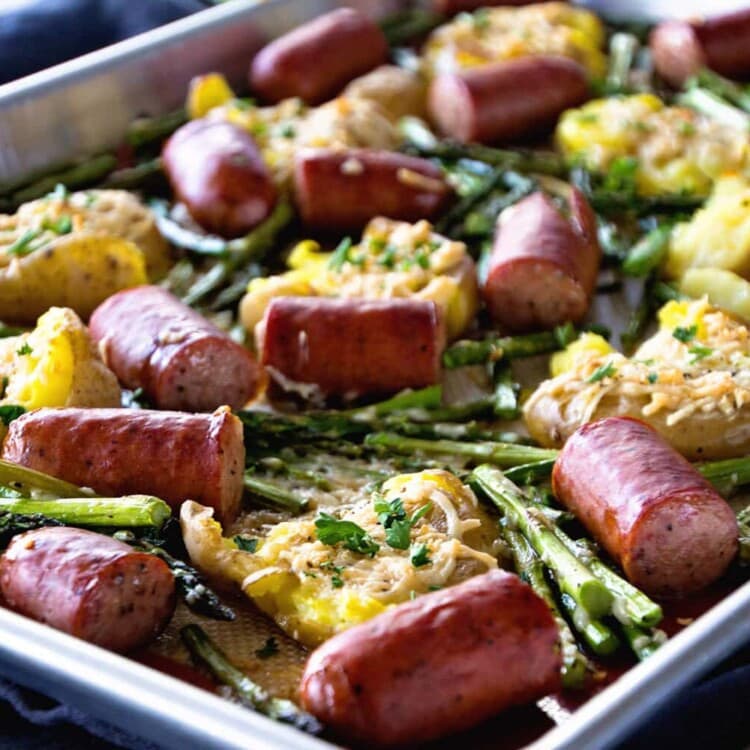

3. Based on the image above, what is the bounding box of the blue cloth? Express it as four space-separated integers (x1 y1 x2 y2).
0 1 748 748
0 0 206 84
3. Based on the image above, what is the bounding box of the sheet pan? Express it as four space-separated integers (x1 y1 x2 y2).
0 1 748 748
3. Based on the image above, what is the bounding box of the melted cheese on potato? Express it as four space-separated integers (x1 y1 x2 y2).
0 307 120 411
422 2 606 78
240 217 478 339
556 95 749 196
526 299 750 436
181 470 498 646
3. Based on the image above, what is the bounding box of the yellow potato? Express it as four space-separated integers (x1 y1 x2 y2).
1 307 120 410
680 268 750 322
9 189 170 281
0 233 147 324
343 65 427 122
666 175 750 280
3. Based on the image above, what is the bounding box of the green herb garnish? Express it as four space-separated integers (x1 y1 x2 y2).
688 345 713 363
647 372 659 384
327 237 353 272
15 343 32 356
315 513 379 557
373 497 432 550
41 215 73 235
234 536 258 553
6 229 43 257
0 405 25 426
587 361 617 383
673 325 698 343
410 543 431 568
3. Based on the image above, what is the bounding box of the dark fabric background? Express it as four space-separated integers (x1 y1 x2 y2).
0 1 749 748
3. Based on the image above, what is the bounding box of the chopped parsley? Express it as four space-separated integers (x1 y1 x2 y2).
587 361 617 383
647 372 659 384
6 229 43 257
233 535 258 553
373 496 432 550
376 244 398 269
254 637 279 659
688 345 713 363
278 123 296 139
414 249 430 269
41 215 73 235
0 405 25 426
327 237 353 272
50 183 69 202
410 543 431 568
315 513 379 557
602 156 639 196
672 325 697 343
677 121 696 137
409 590 417 601
470 8 490 29
331 574 344 588
15 342 32 356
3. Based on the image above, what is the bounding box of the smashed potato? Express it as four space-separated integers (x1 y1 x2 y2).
0 307 120 411
524 298 750 459
0 233 147 324
240 217 478 340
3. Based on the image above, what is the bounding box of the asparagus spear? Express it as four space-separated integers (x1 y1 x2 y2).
558 592 621 656
689 68 750 113
101 158 163 190
116 531 235 621
604 32 640 95
551 528 662 628
504 459 557 485
243 473 309 514
0 323 24 339
181 201 294 306
621 623 667 661
8 154 118 206
677 87 750 131
621 224 673 277
491 361 520 419
698 457 750 495
366 433 557 467
503 527 591 688
181 624 322 734
126 109 187 149
0 512 63 547
380 9 443 46
737 506 750 563
0 496 171 528
443 323 576 368
0 458 93 499
470 465 613 619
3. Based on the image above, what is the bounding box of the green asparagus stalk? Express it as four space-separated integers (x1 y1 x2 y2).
491 362 520 419
0 458 92 499
698 458 750 495
0 496 171 528
115 531 235 621
365 433 557 467
621 224 673 277
380 9 444 46
470 465 613 619
101 158 163 190
503 527 591 688
677 87 750 131
559 592 621 656
181 624 322 734
436 167 508 235
552 528 662 628
443 323 576 368
504 459 557 485
126 109 187 149
605 32 640 95
620 276 655 353
689 68 750 113
243 473 309 514
0 512 63 547
0 323 24 339
9 154 118 206
150 198 233 256
652 280 687 303
182 201 293 306
621 623 667 661
737 506 750 563
346 384 443 417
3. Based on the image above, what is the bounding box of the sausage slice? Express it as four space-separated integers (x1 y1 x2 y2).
1 407 245 524
0 527 175 652
552 417 739 596
90 285 260 412
301 569 561 746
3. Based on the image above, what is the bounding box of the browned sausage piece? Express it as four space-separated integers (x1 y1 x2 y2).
1 407 245 523
432 0 541 13
651 9 750 87
482 189 600 333
90 285 260 412
258 297 446 398
162 119 277 238
428 55 590 145
249 8 388 105
293 148 453 231
552 417 739 597
0 527 175 652
300 569 561 747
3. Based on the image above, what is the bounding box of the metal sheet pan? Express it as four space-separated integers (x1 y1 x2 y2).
0 2 749 748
